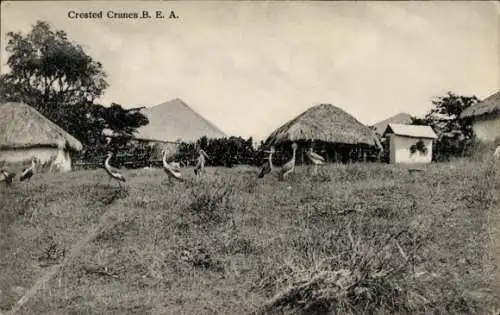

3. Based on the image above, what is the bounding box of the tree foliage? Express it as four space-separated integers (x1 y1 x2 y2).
1 20 107 106
410 91 479 161
1 20 149 160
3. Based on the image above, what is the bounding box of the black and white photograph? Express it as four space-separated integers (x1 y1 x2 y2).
0 1 499 314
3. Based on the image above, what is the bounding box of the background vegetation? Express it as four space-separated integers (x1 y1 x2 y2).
408 92 481 162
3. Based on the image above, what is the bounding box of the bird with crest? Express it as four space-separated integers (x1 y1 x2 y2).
194 148 210 177
103 151 126 190
258 146 275 178
162 149 183 183
306 145 326 176
279 142 298 181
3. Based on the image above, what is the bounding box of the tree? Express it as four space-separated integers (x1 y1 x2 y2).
1 21 108 108
1 21 149 161
410 92 479 161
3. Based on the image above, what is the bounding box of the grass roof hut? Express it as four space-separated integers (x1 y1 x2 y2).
0 102 83 172
460 90 500 143
264 104 382 164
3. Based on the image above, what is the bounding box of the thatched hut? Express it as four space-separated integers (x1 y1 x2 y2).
0 102 83 172
264 104 382 164
460 90 500 143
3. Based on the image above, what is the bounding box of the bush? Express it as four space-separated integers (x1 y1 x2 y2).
173 136 257 167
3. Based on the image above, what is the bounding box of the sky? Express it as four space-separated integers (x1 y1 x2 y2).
1 1 499 141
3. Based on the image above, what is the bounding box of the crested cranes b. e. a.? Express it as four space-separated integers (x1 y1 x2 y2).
306 147 326 176
258 146 275 178
104 152 126 189
0 169 16 185
162 150 183 183
194 149 210 177
279 142 298 181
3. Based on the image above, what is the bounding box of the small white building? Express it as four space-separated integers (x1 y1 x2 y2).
459 90 500 143
382 124 437 164
0 102 83 172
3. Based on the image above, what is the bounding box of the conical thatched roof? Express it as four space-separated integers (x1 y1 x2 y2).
265 104 382 149
136 98 226 143
0 102 83 151
460 90 500 119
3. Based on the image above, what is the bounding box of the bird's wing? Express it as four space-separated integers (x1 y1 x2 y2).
195 158 202 169
308 152 326 162
19 169 32 181
165 163 182 175
258 162 271 178
107 164 121 173
117 173 126 182
280 159 293 173
171 169 183 179
169 163 181 172
109 169 122 177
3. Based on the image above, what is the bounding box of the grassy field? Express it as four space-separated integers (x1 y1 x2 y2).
1 159 499 315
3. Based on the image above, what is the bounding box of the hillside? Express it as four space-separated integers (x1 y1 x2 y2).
1 160 499 314
372 112 413 135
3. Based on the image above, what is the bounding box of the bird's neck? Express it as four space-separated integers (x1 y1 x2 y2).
162 152 169 167
31 160 36 169
104 156 112 169
292 148 296 159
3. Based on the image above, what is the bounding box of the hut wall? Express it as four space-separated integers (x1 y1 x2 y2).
389 134 433 164
0 147 73 172
50 149 72 172
471 115 500 142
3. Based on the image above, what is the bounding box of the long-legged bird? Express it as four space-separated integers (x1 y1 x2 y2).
162 150 183 183
194 149 210 177
104 152 126 189
1 169 16 185
494 145 500 159
306 147 326 176
279 142 298 181
19 157 37 182
258 146 275 178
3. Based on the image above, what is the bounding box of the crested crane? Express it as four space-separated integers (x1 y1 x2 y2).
494 145 500 159
194 149 210 177
104 151 126 190
162 150 183 183
1 169 16 185
19 157 37 182
306 147 326 176
279 142 298 181
258 146 275 178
